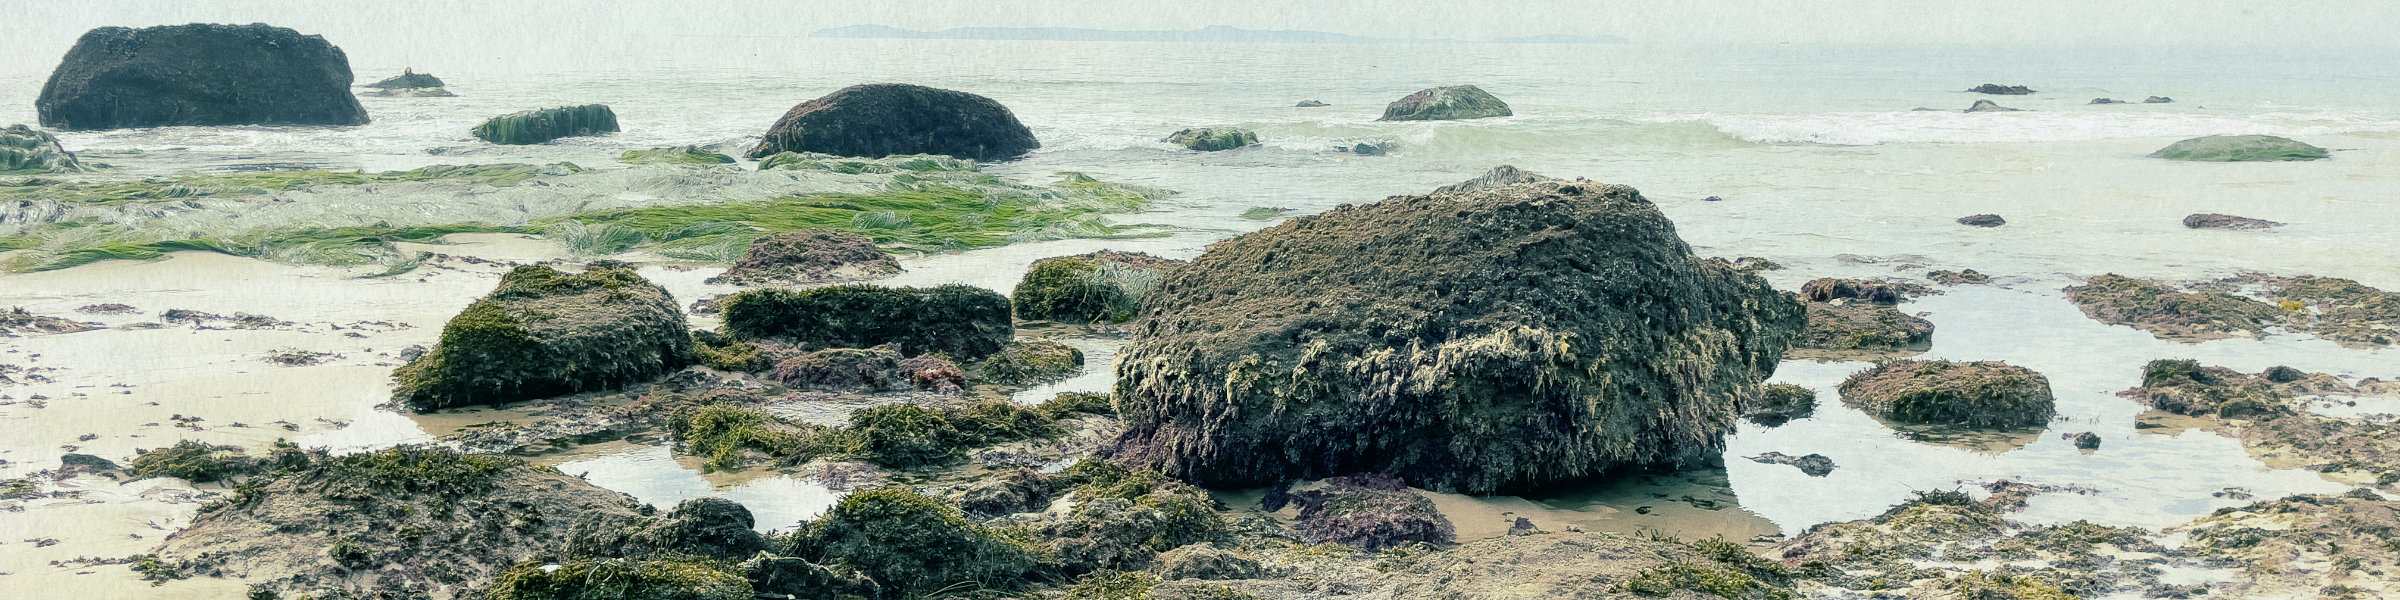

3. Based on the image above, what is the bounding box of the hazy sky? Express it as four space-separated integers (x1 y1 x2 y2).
4 0 2393 73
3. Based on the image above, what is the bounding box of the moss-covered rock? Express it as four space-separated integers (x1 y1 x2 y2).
1377 85 1512 121
0 124 88 173
1163 128 1259 151
740 554 880 599
1291 474 1453 551
802 486 1038 596
484 558 752 600
968 339 1085 386
126 440 256 483
1839 360 2055 428
1795 302 1934 358
394 263 692 411
955 468 1054 517
719 284 1012 360
38 23 370 130
2150 135 2329 162
1012 250 1187 323
1036 473 1230 574
703 229 899 286
667 402 838 471
745 83 1040 161
473 104 620 145
619 145 736 165
768 346 906 392
1798 278 1931 304
1112 179 1803 493
1743 384 1817 428
848 403 966 468
2064 274 2283 342
1039 392 1118 419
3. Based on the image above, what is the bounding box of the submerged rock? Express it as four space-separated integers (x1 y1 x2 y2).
2063 274 2282 342
1294 100 1329 107
619 145 736 165
1966 83 2036 95
704 229 899 286
1839 360 2056 428
1377 85 1512 121
472 104 619 145
2182 213 2283 230
37 23 370 130
1965 99 2022 112
1163 127 1259 151
1431 164 1555 194
1796 302 1934 358
1748 452 1835 476
0 124 89 173
1346 142 1386 156
393 263 693 411
1957 214 2006 227
1111 178 1803 493
720 284 1013 360
745 83 1040 161
2150 135 2328 162
1011 250 1186 323
2144 96 2175 104
1928 269 1991 285
2090 98 2127 104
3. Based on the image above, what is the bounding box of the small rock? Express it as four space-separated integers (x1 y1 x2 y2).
1748 452 1836 477
1966 99 2022 113
2182 213 2284 230
2068 431 2101 450
2144 96 2175 104
1295 100 1329 107
1966 83 2036 95
2090 98 2127 104
1958 214 2006 227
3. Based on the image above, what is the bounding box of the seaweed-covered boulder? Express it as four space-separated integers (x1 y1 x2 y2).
2150 135 2328 162
1431 164 1555 194
473 104 619 145
1033 477 1227 574
1839 360 2055 428
394 264 692 411
1965 99 2021 112
633 498 769 561
1163 127 1259 151
37 23 370 130
486 558 751 600
1743 383 1818 428
2183 213 2283 230
620 145 736 165
968 339 1086 386
1929 269 1991 285
720 284 1012 360
0 124 88 173
849 403 966 468
745 83 1039 161
768 346 906 392
1291 474 1454 551
1377 85 1512 121
1796 302 1935 357
1012 250 1186 323
1966 84 2035 95
705 229 899 287
804 487 1037 596
1957 214 2006 227
1112 179 1803 493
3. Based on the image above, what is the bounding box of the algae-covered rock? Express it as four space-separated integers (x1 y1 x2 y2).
848 403 966 468
803 486 1038 596
1112 179 1803 494
1840 360 2055 428
1034 470 1229 573
0 124 88 173
746 83 1040 161
2261 275 2400 346
2173 491 2400 598
1013 250 1186 323
2144 96 2175 104
1967 84 2035 95
1377 85 1512 121
619 145 736 165
704 229 900 287
741 554 880 599
37 23 370 130
364 68 444 89
955 468 1054 517
1291 474 1454 551
394 263 692 411
2063 274 2283 342
1743 384 1817 428
968 339 1086 386
768 346 905 392
473 104 619 145
2183 213 2283 230
1163 127 1259 151
1799 278 1931 304
719 284 1012 360
2150 135 2328 162
1795 302 1935 358
1152 543 1263 580
1929 269 1991 285
485 558 752 600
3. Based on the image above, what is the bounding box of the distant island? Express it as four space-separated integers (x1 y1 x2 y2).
812 24 1626 44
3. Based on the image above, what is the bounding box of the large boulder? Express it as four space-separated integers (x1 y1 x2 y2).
472 104 619 145
37 23 369 130
1163 127 1259 151
1012 250 1186 323
0 125 88 173
1377 85 1512 121
745 83 1039 161
704 229 899 286
393 263 693 411
2150 135 2328 162
1110 177 1805 494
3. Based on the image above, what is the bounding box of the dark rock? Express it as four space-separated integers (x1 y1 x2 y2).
720 284 1013 360
1505 517 1543 536
1702 195 1725 202
472 104 618 145
2151 135 2328 162
1295 100 1329 107
1012 251 1186 324
1163 127 1259 151
2262 365 2307 383
1966 84 2035 95
37 23 370 130
2069 431 2101 450
2144 96 2175 104
706 229 900 287
1748 452 1835 476
1743 384 1818 428
2183 213 2284 230
1111 179 1803 494
1 124 88 173
745 83 1039 161
1431 165 1555 194
1799 278 1932 304
1965 99 2021 112
1958 214 2006 227
57 453 120 474
2090 98 2127 104
393 263 692 411
1292 474 1455 551
1347 142 1386 156
1839 360 2056 428
1377 85 1512 121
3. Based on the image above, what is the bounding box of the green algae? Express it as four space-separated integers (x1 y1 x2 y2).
668 403 840 471
473 104 620 145
968 339 1085 386
1012 251 1183 323
127 440 251 483
2150 134 2329 162
719 284 1013 360
559 182 1154 256
848 403 967 468
484 558 752 600
0 163 554 206
618 145 736 165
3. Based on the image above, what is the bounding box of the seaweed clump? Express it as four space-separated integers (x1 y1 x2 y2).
483 558 751 600
2063 274 2283 341
473 104 620 145
1838 360 2055 428
0 124 88 173
1012 250 1186 323
1792 280 1934 359
796 486 1040 596
968 339 1086 386
1742 384 1818 428
719 284 1012 360
1111 179 1803 494
393 263 693 411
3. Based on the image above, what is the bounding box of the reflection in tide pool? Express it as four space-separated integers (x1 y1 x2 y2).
557 445 842 532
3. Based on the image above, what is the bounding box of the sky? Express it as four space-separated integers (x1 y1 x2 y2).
3 0 2393 74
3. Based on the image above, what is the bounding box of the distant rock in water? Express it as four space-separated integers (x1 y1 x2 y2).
1748 452 1835 476
1839 360 2056 428
364 68 443 89
2090 98 2127 104
393 263 692 411
1377 85 1512 121
1432 165 1555 194
619 145 736 165
1958 214 2006 227
705 229 899 286
36 23 370 130
2151 135 2328 162
472 104 618 145
1966 83 2035 95
1346 142 1386 156
745 83 1039 161
2184 213 2284 230
1163 127 1259 151
2144 96 2175 104
1965 99 2022 112
363 87 455 98
1110 178 1804 494
1929 269 1992 285
1295 100 1329 107
0 124 89 173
